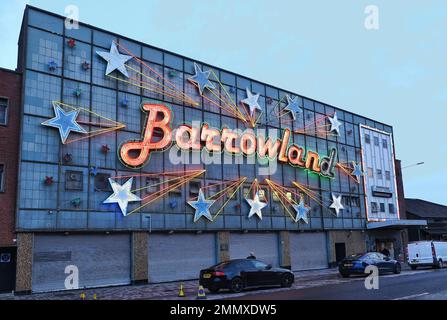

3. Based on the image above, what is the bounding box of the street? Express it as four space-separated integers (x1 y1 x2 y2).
230 268 447 300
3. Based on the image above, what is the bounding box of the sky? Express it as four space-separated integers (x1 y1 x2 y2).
0 0 446 205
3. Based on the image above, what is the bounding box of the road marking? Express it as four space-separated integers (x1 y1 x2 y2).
393 292 429 300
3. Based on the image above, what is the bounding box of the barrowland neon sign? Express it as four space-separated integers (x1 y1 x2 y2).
119 103 338 179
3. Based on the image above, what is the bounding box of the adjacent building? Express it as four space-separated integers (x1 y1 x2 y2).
406 199 447 241
0 67 22 292
9 6 426 293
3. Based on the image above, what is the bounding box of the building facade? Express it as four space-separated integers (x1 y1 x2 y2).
12 6 414 293
0 68 22 292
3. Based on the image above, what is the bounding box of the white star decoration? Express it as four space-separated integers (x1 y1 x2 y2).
284 95 303 120
246 191 267 220
96 42 132 78
241 88 262 117
328 112 342 135
292 199 310 224
329 193 344 217
103 178 141 216
187 189 215 222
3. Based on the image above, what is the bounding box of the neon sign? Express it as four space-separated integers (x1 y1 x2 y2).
119 103 337 178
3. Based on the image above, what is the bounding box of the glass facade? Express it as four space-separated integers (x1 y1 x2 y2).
17 7 395 232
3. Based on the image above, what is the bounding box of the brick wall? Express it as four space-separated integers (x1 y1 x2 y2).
0 68 22 247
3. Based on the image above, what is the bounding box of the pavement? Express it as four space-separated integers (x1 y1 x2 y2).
0 264 442 300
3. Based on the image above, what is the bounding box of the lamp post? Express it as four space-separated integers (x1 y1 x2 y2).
401 162 424 170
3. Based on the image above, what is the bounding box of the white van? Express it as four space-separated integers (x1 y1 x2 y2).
407 241 447 269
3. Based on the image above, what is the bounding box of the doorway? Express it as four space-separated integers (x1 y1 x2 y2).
335 242 346 263
0 247 16 293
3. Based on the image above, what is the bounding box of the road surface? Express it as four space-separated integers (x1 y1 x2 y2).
230 268 447 300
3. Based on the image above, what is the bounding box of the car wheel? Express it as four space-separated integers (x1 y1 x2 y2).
280 273 294 288
394 263 401 274
208 287 220 294
437 259 443 269
230 277 244 293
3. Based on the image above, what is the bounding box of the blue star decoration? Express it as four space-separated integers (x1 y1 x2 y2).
351 161 364 183
292 199 310 224
103 177 141 217
41 102 87 144
241 88 262 117
246 191 268 220
187 189 215 222
188 62 216 95
284 95 303 120
96 42 132 78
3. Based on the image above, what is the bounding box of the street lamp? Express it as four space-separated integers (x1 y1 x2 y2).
401 162 425 170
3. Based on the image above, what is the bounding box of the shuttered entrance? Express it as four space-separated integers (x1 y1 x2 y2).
148 233 216 283
32 234 131 292
290 232 328 271
229 233 279 266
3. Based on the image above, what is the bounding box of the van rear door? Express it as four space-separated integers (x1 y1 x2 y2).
408 242 434 265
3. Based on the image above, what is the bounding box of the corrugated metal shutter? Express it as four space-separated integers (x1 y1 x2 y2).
290 232 328 271
229 233 279 266
32 234 131 292
148 233 216 283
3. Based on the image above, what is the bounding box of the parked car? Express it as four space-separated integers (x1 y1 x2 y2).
407 241 447 269
199 259 294 293
338 252 401 278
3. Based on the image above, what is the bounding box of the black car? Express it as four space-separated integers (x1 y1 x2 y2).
199 259 294 293
338 252 401 277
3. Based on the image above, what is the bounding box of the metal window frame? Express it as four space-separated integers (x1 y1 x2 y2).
0 96 9 126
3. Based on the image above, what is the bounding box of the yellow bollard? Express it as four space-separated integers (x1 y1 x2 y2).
178 282 185 297
80 292 86 300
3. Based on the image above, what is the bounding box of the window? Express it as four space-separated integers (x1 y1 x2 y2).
365 134 370 144
65 170 83 191
379 202 385 212
350 196 360 207
374 136 380 146
0 164 4 192
376 169 382 179
168 180 182 197
371 202 379 213
94 173 112 192
389 203 395 214
189 181 201 197
0 98 8 125
382 139 388 149
385 171 391 181
252 260 269 270
145 177 160 195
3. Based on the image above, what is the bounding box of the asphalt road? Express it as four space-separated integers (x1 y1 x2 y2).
230 268 447 300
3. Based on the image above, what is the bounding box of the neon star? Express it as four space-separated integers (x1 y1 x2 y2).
328 112 342 135
96 42 132 78
246 191 267 220
352 161 364 182
103 178 141 216
188 62 216 95
284 95 303 120
41 103 87 144
188 189 215 222
241 88 262 117
293 199 310 224
329 193 344 217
